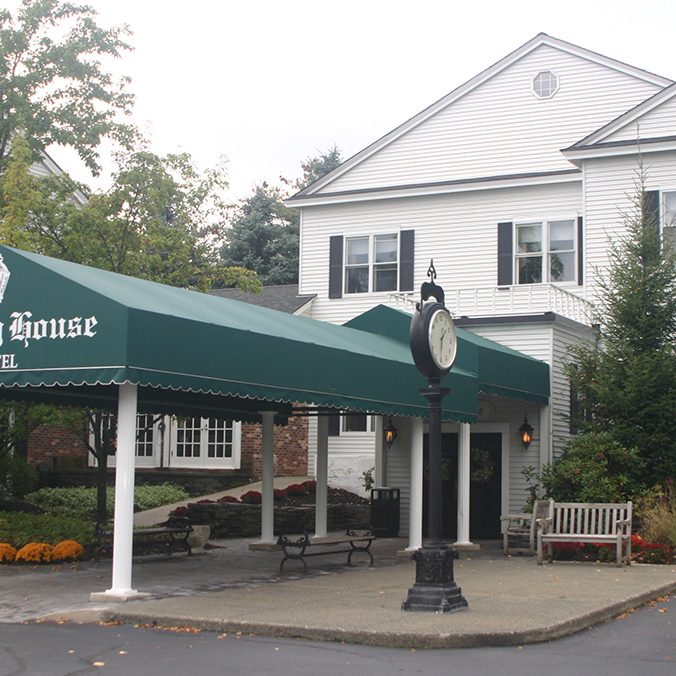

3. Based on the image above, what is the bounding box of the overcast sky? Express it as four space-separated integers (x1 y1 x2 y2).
39 0 676 200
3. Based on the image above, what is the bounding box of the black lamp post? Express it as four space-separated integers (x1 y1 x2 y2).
402 262 468 613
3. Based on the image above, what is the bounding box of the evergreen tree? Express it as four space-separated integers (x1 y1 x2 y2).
223 147 343 285
568 173 676 489
221 183 298 285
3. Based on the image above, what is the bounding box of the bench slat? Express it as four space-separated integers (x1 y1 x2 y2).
537 501 632 567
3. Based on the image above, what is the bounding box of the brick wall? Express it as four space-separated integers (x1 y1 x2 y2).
27 422 90 468
26 412 309 480
240 414 308 479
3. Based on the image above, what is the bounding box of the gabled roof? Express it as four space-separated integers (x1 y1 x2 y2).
288 33 671 205
562 82 676 161
210 285 315 315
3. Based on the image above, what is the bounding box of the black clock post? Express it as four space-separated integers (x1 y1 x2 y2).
402 262 468 613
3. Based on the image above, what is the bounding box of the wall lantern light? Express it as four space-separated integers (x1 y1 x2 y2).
385 418 399 448
519 415 534 449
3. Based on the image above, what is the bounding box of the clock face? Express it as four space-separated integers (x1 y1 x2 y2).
428 308 457 371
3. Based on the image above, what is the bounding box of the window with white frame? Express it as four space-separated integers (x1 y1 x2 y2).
342 413 373 433
344 233 398 294
327 412 374 435
663 191 676 249
171 416 240 468
515 219 576 284
532 71 559 98
89 412 160 467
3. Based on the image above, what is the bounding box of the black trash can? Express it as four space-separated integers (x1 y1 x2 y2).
370 487 400 537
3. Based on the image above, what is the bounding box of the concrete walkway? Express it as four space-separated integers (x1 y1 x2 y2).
3 481 673 648
97 549 676 648
6 535 672 649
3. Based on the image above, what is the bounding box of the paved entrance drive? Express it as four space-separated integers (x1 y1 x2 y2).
3 537 672 649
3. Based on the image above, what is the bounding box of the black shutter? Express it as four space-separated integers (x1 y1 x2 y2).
327 414 340 437
577 216 584 286
643 190 660 235
399 229 415 291
328 235 343 299
497 222 513 286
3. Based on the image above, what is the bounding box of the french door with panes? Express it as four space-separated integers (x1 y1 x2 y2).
93 413 162 468
169 417 241 469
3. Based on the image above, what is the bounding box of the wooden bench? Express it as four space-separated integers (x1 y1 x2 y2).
276 529 375 573
537 501 632 566
500 499 552 556
96 516 193 559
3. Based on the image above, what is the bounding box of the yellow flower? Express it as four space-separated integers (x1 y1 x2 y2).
0 543 17 563
15 542 53 563
52 540 84 562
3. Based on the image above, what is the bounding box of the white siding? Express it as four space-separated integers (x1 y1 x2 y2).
583 152 676 301
550 322 595 458
602 95 676 143
319 45 660 194
307 416 376 495
382 416 412 534
301 182 583 324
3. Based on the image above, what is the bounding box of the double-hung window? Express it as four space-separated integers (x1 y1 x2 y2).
515 219 576 284
344 233 398 294
663 192 676 249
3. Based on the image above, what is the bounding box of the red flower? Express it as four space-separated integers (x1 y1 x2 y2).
286 483 307 496
172 506 189 516
274 488 288 499
240 490 262 504
217 495 239 503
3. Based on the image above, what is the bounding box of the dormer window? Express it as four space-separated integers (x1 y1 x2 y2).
532 71 559 99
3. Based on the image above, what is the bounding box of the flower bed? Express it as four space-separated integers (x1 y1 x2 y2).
548 534 674 564
182 486 369 538
0 539 86 564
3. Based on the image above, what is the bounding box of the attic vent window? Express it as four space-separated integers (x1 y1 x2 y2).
532 71 558 99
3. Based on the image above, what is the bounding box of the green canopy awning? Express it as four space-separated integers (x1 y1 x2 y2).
0 247 487 421
344 305 550 405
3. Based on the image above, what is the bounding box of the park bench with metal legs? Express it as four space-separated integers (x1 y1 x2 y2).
276 529 375 573
96 516 193 559
537 501 632 566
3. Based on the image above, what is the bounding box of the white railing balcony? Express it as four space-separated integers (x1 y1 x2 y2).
388 285 595 326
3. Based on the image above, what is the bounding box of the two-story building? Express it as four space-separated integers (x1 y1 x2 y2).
287 33 676 543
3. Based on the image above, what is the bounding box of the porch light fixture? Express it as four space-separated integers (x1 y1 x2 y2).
519 415 534 449
384 418 398 448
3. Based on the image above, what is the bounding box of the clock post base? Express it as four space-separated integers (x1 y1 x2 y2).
401 545 468 613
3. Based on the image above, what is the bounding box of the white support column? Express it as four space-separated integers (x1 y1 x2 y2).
260 411 275 545
91 383 143 602
407 417 423 551
455 422 472 547
374 415 385 488
314 415 329 539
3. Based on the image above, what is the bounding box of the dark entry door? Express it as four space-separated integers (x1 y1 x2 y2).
468 433 502 539
423 431 502 540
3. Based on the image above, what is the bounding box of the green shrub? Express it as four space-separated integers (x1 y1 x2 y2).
541 432 641 503
636 488 676 548
0 456 37 499
134 483 189 511
0 511 96 547
24 487 106 519
25 483 189 520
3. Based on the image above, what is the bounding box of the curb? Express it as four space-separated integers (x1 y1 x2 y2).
97 581 676 649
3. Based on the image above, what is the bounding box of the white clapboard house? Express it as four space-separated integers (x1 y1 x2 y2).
287 33 676 545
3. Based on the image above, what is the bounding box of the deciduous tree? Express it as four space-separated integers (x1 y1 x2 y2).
0 0 136 175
